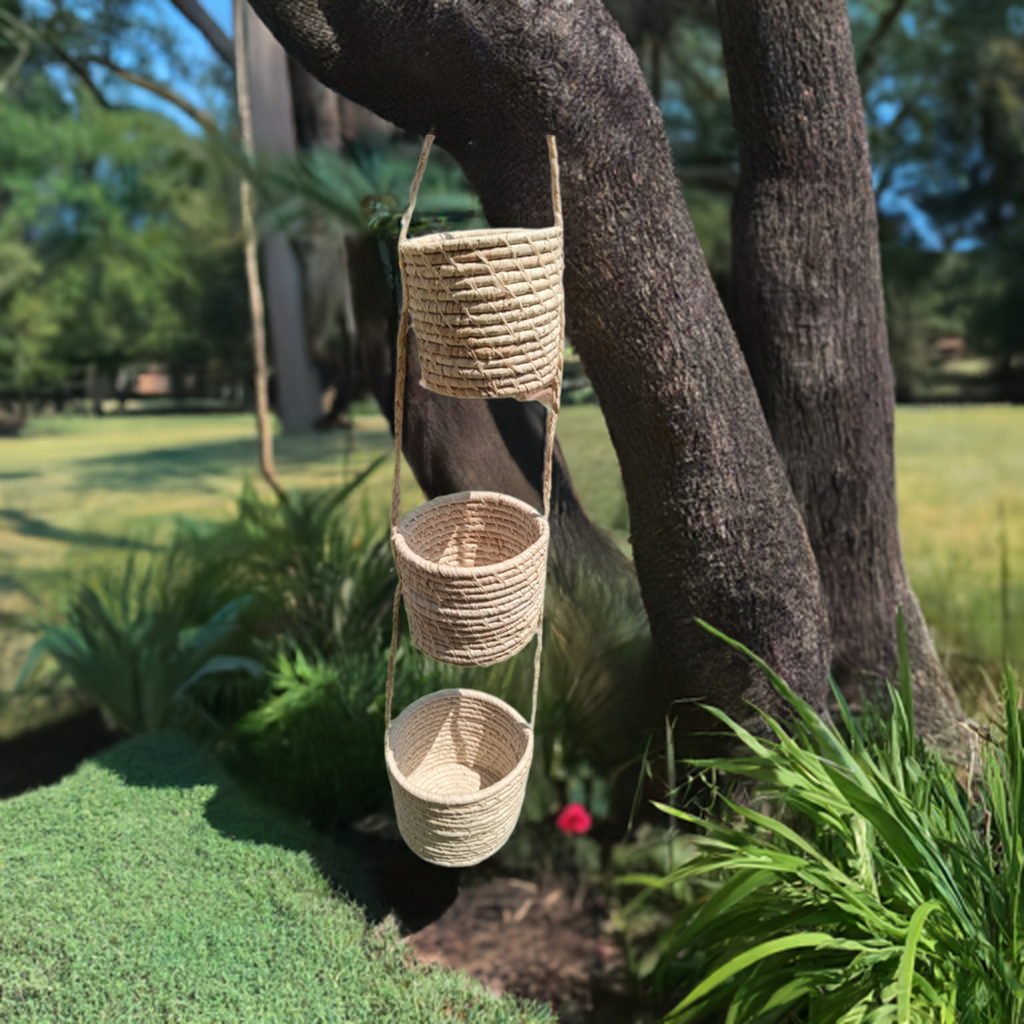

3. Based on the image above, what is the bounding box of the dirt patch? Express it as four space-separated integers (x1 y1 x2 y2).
407 875 651 1023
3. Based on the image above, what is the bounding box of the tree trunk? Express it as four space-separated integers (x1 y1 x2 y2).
235 0 284 499
248 0 833 742
241 3 322 434
717 0 964 754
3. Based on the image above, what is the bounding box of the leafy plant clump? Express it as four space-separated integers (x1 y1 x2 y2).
623 620 1024 1023
18 458 394 737
222 643 449 830
17 548 263 735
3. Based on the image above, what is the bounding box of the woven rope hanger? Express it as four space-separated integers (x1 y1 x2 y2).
381 135 565 866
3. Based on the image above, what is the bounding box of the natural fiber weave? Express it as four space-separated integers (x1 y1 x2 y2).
399 163 563 402
393 491 548 666
385 688 534 867
383 134 565 866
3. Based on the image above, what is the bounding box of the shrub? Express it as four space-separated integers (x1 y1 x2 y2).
17 459 393 738
17 550 262 734
622 620 1024 1023
174 456 395 661
223 642 449 830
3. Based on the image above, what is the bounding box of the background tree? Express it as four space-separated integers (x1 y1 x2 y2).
0 64 249 409
717 0 963 752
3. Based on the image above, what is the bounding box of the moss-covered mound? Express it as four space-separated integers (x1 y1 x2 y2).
0 731 551 1023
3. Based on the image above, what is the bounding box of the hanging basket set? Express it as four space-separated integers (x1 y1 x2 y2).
383 135 565 868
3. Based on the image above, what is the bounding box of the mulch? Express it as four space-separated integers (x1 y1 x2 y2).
406 874 648 1023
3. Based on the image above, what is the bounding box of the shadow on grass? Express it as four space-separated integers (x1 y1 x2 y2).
72 433 393 493
94 729 391 920
93 729 462 933
0 509 161 551
73 439 269 493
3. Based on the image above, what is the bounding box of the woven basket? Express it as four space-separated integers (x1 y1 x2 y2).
401 225 563 401
385 688 534 867
393 491 548 666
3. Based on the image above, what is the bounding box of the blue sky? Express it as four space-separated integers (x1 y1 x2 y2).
110 0 233 130
200 0 232 38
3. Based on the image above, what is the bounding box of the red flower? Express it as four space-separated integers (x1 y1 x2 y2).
555 802 593 835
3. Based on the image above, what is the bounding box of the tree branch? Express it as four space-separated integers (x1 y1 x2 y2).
0 11 113 108
233 0 284 498
169 0 234 68
858 0 909 77
91 57 218 133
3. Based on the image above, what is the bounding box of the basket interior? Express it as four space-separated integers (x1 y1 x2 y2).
391 692 529 798
403 496 543 569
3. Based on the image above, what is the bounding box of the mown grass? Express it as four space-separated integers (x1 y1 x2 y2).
1 404 1020 714
895 405 1024 684
0 728 550 1023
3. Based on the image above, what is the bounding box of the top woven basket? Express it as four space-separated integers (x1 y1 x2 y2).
400 225 564 401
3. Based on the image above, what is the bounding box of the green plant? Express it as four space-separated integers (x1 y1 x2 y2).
621 619 1024 1023
17 551 261 734
223 642 448 830
181 457 395 660
15 459 394 740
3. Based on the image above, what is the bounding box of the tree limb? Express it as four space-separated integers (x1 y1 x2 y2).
169 0 235 68
91 57 218 133
0 11 113 108
858 0 909 77
233 0 284 499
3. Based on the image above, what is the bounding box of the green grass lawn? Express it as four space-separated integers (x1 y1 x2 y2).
1 404 1021 719
0 728 550 1023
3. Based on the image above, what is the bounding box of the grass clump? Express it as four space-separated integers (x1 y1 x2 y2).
0 729 551 1023
623 619 1024 1023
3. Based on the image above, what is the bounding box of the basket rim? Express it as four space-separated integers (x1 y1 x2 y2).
394 490 548 580
384 687 534 806
400 224 562 256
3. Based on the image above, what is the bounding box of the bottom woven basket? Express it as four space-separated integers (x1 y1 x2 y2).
385 688 534 867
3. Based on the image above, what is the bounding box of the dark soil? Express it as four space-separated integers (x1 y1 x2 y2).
407 874 658 1023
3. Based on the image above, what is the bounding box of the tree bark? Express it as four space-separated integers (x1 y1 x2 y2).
241 3 322 434
717 0 964 754
247 0 833 741
234 0 283 499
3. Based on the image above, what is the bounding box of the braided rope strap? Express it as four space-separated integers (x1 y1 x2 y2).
383 136 565 867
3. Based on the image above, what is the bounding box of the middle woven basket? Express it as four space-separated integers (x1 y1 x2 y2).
393 490 549 666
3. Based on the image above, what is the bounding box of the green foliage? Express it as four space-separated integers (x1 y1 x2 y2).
17 459 394 739
0 68 247 391
17 547 261 735
622 622 1024 1022
215 131 486 246
180 456 395 661
223 643 449 830
880 242 971 398
0 729 551 1023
